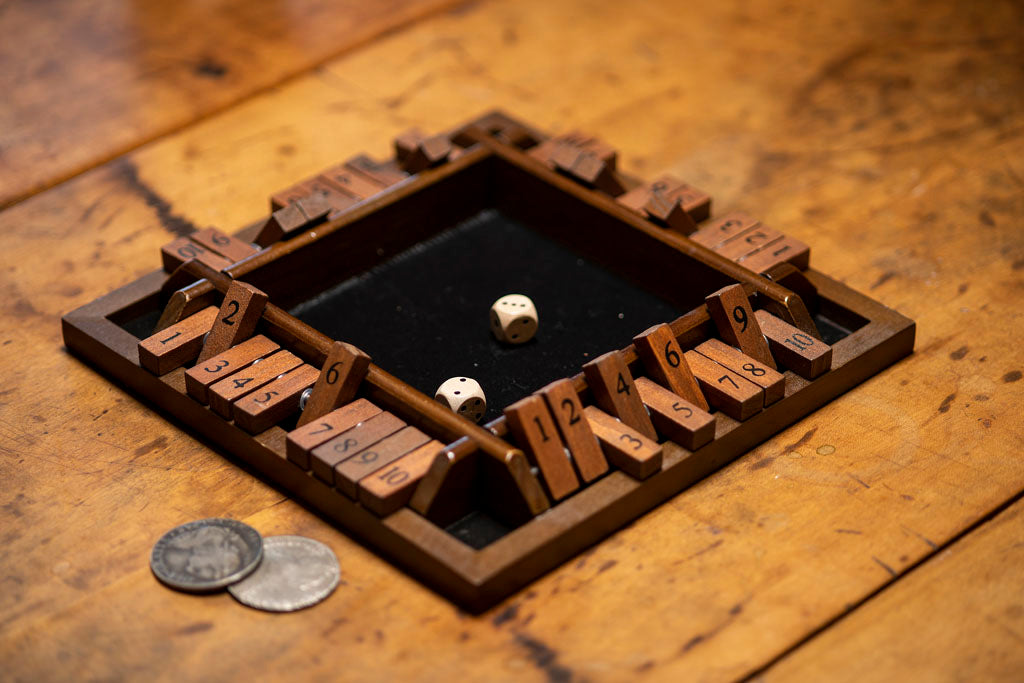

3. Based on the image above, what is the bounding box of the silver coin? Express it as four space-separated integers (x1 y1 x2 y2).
150 518 263 593
227 535 340 612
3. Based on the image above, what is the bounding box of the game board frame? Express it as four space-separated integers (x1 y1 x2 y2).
62 114 915 611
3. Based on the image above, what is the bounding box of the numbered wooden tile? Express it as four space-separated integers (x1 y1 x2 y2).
582 351 657 441
695 338 785 406
704 284 777 369
334 426 431 498
188 227 258 264
690 211 761 249
714 224 786 262
257 194 334 246
538 378 608 483
138 306 218 375
296 341 371 427
739 235 810 273
308 411 404 485
394 127 427 162
358 440 444 517
634 378 715 451
286 399 382 469
206 350 302 418
185 334 279 404
344 155 407 187
400 133 452 173
160 236 232 274
233 364 319 435
269 176 358 213
504 395 580 500
320 164 385 200
582 406 662 480
754 310 833 378
643 188 698 234
196 281 268 364
616 174 710 222
633 323 709 411
529 132 617 169
683 350 763 421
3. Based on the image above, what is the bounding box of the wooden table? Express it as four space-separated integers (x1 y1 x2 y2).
3 0 1022 679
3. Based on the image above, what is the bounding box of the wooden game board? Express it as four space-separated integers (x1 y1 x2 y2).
62 111 914 612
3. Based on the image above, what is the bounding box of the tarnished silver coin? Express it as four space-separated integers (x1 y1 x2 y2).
227 535 339 612
150 518 263 593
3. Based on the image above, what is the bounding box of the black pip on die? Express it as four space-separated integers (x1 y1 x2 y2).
490 294 538 344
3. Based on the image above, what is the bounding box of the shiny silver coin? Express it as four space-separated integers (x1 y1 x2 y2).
227 535 340 612
150 518 263 593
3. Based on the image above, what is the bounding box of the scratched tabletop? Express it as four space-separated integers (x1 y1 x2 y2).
2 0 1022 680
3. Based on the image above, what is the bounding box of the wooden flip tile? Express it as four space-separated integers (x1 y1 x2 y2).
546 144 625 195
401 134 453 174
269 176 359 213
504 395 580 500
705 283 777 369
560 131 618 169
634 377 715 451
738 235 811 272
643 188 698 234
754 309 833 379
582 350 658 440
683 350 763 421
689 211 761 249
138 306 218 375
188 227 259 264
344 154 407 187
232 364 319 435
714 224 786 261
528 133 617 169
582 406 662 480
616 175 711 222
695 338 786 406
334 425 431 498
394 128 427 162
320 163 386 199
358 440 444 517
196 281 268 364
207 350 302 418
308 411 404 485
256 195 334 246
286 399 382 469
538 378 608 483
160 236 233 273
633 323 709 411
295 341 371 427
185 334 279 404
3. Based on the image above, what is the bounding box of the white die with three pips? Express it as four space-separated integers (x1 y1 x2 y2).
489 294 538 344
435 377 487 423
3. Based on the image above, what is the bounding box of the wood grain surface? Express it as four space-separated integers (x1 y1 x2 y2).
762 497 1024 681
1 0 1022 680
0 0 460 208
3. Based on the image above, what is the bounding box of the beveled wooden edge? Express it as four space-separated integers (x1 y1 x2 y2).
469 132 816 332
461 270 915 606
62 292 489 606
61 263 914 611
59 109 916 610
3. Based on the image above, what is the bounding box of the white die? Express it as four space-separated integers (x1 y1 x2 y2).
435 377 487 422
489 294 538 344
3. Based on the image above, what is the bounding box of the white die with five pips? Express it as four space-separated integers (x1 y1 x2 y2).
489 294 538 344
435 377 487 422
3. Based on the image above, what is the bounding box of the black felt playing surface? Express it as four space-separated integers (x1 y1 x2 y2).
289 208 684 422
